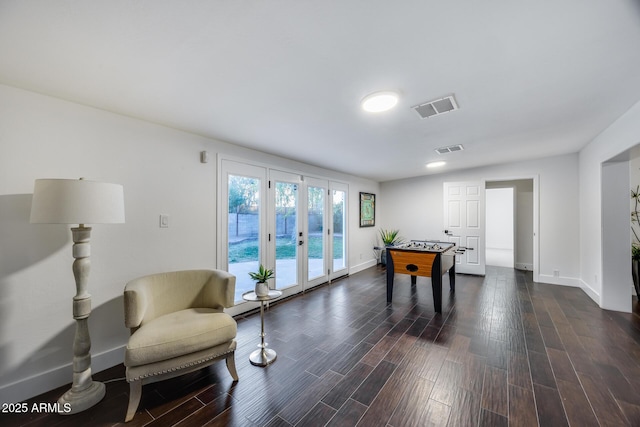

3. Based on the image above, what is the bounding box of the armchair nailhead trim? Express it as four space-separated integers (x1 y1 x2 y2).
127 349 234 382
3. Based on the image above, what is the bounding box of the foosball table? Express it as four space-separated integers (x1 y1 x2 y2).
386 240 467 313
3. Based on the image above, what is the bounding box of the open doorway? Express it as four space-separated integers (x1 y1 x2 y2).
485 179 535 272
486 187 514 267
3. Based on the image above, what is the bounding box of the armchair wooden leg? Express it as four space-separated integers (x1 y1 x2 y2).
226 352 239 381
125 380 142 422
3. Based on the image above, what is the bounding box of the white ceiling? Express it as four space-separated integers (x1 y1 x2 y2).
2 1 640 182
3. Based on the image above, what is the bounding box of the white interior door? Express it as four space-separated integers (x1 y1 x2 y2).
444 181 486 275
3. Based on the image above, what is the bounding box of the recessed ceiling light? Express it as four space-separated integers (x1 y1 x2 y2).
426 161 446 168
361 91 399 113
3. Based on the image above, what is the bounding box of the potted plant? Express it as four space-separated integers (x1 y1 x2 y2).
379 229 403 266
633 245 640 298
632 185 640 297
249 264 274 297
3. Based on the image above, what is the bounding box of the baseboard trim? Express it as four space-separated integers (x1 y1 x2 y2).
349 259 377 275
579 279 601 306
0 345 125 405
537 274 581 288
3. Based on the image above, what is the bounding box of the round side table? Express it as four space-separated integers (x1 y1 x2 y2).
242 290 282 367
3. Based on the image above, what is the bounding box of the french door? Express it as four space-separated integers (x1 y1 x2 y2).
220 160 268 304
330 182 348 280
220 159 348 309
269 170 303 298
301 178 349 287
305 177 329 288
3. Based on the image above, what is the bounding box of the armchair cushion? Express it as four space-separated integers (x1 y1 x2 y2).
125 308 237 367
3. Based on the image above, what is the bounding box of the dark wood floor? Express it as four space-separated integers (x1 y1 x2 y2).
6 265 640 426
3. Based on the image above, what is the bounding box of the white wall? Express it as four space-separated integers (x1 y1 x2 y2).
486 188 514 250
379 154 579 286
0 84 380 403
601 160 631 310
631 157 640 190
579 99 640 311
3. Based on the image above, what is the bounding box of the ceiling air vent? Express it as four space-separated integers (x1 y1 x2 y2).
413 94 459 119
435 144 464 155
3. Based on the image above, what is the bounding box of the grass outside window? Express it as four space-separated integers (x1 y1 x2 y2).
229 236 343 263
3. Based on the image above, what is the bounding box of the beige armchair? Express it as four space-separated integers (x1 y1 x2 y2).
123 269 238 422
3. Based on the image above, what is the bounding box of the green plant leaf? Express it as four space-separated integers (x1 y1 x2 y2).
248 264 275 282
379 229 403 246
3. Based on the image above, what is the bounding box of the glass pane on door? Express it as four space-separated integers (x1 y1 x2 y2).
332 189 346 271
275 181 298 289
307 185 325 280
227 174 260 301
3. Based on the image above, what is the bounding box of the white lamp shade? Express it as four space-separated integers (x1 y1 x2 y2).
30 179 125 225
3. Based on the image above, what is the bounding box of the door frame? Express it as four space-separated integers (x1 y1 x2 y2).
483 175 539 281
443 176 539 279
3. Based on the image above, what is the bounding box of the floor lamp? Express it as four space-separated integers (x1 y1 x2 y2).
30 178 125 414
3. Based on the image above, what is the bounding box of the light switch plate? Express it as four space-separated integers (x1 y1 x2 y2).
160 214 169 228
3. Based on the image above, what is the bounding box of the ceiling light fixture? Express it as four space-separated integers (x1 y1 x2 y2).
426 161 446 168
361 91 399 113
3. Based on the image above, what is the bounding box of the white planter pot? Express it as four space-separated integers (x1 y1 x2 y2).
255 281 269 297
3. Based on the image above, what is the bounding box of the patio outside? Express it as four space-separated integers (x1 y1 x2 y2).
229 234 344 302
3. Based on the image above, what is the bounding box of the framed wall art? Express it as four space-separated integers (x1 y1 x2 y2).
359 192 375 227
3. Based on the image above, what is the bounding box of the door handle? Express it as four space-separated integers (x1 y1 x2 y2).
299 240 304 246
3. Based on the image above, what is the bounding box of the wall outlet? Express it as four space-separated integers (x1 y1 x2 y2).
553 270 560 278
